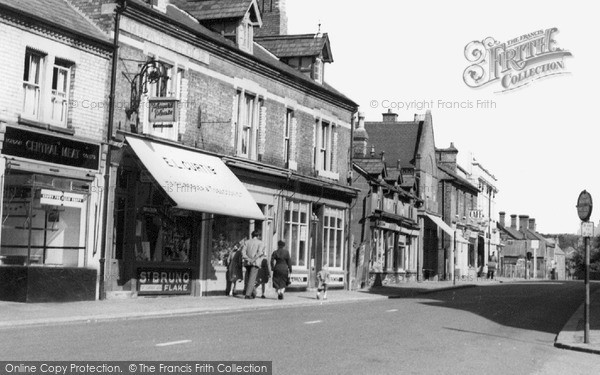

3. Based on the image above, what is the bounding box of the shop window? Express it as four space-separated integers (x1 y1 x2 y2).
212 215 250 266
1 172 89 267
283 200 309 267
133 181 194 264
323 206 344 269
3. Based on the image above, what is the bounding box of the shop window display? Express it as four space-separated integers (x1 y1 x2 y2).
1 172 88 267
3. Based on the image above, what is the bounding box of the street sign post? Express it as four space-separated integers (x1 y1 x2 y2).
530 240 539 279
576 190 593 344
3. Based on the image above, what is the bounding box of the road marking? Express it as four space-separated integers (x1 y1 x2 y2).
386 309 398 312
156 340 192 347
304 320 322 325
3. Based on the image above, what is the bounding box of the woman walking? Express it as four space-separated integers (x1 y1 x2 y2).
271 240 292 300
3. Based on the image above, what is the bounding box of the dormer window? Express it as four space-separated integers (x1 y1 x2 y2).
176 0 262 54
255 33 333 84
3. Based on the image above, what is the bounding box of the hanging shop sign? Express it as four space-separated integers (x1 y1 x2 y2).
149 98 178 128
137 268 192 295
2 126 100 170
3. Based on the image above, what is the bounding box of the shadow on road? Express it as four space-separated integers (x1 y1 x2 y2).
361 281 600 335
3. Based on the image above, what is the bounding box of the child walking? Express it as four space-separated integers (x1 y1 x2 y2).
316 264 331 300
256 256 270 299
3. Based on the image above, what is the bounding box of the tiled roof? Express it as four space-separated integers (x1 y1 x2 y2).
255 34 333 61
354 158 385 176
438 164 478 193
364 121 422 169
498 224 525 240
152 2 357 106
0 0 109 43
170 0 255 20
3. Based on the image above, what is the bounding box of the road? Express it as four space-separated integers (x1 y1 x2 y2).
2 281 598 374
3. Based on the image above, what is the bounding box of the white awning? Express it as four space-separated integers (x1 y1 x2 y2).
126 137 264 220
425 213 454 237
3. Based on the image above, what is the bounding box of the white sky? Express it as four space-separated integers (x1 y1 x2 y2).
287 0 599 234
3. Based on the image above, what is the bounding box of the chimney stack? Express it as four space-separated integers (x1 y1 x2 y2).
519 215 529 231
353 112 368 158
528 218 536 232
255 0 288 37
499 211 506 227
370 144 375 157
510 214 517 229
382 109 398 122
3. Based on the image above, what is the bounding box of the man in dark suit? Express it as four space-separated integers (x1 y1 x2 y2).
242 230 265 299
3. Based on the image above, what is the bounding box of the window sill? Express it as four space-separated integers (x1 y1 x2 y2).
18 116 75 135
316 169 339 181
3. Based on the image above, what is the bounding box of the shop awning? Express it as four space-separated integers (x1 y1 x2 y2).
425 213 454 237
126 137 264 220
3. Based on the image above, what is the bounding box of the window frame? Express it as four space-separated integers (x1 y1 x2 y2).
22 49 45 121
322 206 345 270
283 200 310 269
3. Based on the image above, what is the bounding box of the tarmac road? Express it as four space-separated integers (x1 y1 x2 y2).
2 281 599 375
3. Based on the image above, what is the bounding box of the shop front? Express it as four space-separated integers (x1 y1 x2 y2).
105 135 264 297
0 126 102 302
209 159 355 294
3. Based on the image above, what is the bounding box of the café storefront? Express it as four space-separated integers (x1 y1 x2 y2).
104 134 264 297
0 125 102 302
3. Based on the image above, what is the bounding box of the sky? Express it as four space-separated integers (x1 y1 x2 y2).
287 0 599 234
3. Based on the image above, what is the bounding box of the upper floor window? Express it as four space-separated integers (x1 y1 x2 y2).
233 91 264 159
314 119 339 179
284 109 294 166
22 49 73 128
23 50 44 119
51 59 72 125
319 120 331 171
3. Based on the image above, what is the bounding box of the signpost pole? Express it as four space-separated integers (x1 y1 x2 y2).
576 190 593 344
584 234 590 344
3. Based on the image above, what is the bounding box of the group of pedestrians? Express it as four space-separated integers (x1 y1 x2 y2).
224 231 293 300
224 230 332 300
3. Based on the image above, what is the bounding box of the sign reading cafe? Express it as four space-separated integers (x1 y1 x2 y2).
463 27 572 92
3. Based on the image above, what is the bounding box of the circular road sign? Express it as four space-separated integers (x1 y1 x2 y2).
576 190 593 222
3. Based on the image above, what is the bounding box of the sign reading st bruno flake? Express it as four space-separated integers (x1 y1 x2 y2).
463 28 572 92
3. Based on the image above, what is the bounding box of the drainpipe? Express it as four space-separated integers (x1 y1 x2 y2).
99 0 126 300
346 110 357 290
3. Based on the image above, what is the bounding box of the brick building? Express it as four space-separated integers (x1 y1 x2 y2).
351 113 420 288
436 144 479 280
363 110 441 281
72 0 358 297
0 0 113 301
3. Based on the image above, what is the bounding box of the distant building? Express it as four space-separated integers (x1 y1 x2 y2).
364 110 441 281
351 113 421 288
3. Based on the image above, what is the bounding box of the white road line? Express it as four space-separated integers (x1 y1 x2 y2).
386 309 398 312
156 340 192 347
304 320 323 324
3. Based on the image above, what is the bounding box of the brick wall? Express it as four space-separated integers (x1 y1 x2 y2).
109 15 354 184
0 19 111 143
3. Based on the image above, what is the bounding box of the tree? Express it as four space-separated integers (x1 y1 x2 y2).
568 236 600 278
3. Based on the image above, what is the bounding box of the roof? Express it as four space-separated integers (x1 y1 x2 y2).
170 0 259 22
438 164 478 193
140 1 357 107
0 0 110 44
498 223 525 240
354 158 386 176
255 33 333 62
364 120 422 169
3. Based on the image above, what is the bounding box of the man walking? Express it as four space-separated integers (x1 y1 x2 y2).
242 230 266 299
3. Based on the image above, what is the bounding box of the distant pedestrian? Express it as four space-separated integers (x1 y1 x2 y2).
487 252 498 280
255 256 270 298
316 264 331 300
242 231 266 299
225 242 244 296
271 240 292 300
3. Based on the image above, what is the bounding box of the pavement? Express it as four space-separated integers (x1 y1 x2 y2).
1 277 598 356
554 286 600 355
